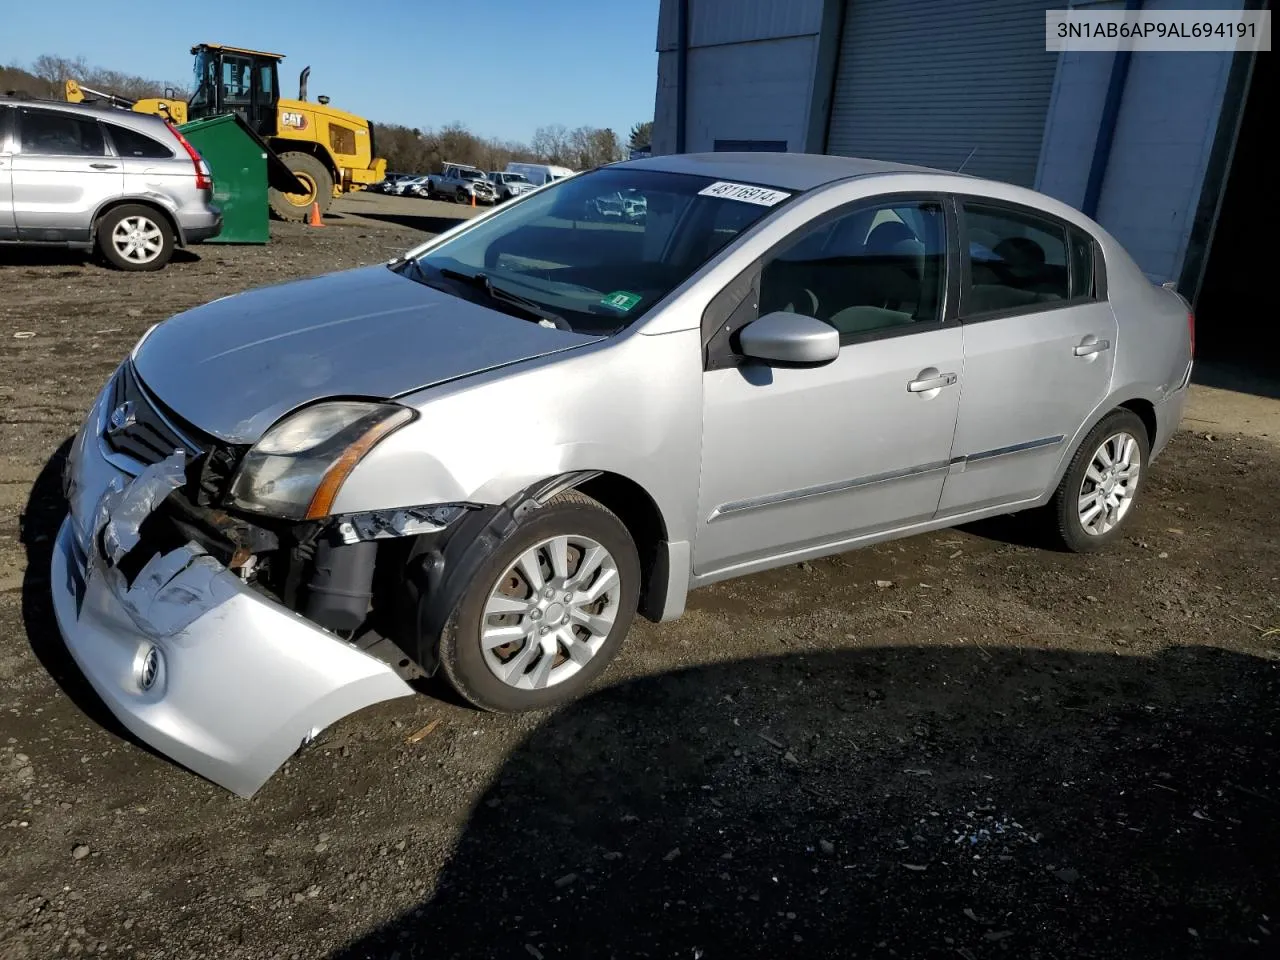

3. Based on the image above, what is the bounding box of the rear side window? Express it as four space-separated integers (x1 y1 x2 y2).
962 202 1070 315
1069 227 1097 300
106 123 174 159
19 110 105 157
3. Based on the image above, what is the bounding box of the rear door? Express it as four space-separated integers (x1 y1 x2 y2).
937 197 1116 515
0 107 15 239
11 107 121 242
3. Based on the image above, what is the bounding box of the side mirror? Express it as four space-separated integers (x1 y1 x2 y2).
738 311 840 366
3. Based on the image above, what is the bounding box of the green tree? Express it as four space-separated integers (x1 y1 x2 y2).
628 120 653 150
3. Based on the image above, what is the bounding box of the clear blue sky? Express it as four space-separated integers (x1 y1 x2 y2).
0 0 659 144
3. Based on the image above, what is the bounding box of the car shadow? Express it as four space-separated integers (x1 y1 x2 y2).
19 438 137 742
350 211 471 236
330 642 1279 960
0 246 201 268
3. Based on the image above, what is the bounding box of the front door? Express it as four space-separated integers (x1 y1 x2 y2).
11 108 122 242
695 196 963 579
938 199 1118 515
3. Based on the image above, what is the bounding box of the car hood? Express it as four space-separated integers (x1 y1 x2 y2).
132 265 603 444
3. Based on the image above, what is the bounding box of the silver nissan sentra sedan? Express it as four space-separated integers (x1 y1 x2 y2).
52 153 1194 796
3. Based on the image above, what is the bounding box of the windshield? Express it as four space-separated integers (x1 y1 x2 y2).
459 169 483 180
506 174 529 183
397 168 792 333
189 48 214 112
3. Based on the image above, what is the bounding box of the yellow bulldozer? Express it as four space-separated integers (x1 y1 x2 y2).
66 43 386 221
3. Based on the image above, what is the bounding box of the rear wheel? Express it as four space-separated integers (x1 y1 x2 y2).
96 204 174 271
1046 409 1149 552
269 151 334 221
436 492 640 713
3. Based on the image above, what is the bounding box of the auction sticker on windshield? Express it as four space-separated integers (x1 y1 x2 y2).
601 290 643 312
697 181 792 206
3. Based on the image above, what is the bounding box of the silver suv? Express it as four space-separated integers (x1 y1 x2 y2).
53 154 1192 796
0 99 221 270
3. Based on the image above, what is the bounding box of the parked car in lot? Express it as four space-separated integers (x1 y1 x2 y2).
374 172 413 193
427 162 497 204
505 161 574 186
53 153 1193 796
1 98 221 270
487 170 535 202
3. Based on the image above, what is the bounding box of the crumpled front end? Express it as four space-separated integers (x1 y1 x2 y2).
50 373 415 798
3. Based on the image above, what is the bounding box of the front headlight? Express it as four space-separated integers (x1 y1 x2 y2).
229 401 415 520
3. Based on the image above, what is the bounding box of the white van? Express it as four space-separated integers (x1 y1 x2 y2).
504 162 576 187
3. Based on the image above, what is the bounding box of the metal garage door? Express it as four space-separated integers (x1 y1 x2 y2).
826 0 1059 186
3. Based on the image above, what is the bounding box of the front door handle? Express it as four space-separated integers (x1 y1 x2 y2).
89 163 118 170
907 372 958 393
1073 337 1111 357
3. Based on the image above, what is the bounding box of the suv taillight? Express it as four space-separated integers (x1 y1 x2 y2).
1188 310 1196 358
167 122 214 191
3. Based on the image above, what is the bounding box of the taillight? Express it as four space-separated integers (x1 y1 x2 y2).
1187 310 1196 358
167 122 213 191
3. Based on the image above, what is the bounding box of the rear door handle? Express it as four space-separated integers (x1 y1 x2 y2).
907 372 958 393
89 163 119 170
1073 338 1111 357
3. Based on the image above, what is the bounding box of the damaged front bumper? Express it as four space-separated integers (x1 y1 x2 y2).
50 390 414 798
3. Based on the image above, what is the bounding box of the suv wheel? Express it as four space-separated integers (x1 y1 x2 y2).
1047 409 1149 552
97 205 174 271
436 491 640 712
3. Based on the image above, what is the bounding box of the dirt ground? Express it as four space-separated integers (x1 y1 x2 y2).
1 196 1277 960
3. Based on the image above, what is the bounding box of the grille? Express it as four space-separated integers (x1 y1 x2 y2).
103 363 204 467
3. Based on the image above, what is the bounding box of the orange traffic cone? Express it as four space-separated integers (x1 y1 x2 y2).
470 192 476 208
307 201 325 227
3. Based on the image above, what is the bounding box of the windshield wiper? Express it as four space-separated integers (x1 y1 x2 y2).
437 267 570 330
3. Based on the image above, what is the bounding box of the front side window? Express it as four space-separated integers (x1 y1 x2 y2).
398 168 789 333
106 123 173 159
758 199 947 336
963 202 1070 314
19 110 105 157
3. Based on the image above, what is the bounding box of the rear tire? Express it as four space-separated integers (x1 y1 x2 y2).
96 204 174 272
436 491 641 713
269 151 334 222
1046 409 1149 553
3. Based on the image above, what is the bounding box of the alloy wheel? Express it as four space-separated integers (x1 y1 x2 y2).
111 216 164 264
480 534 622 690
1077 431 1141 536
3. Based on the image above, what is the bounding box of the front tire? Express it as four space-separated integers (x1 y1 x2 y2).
437 491 640 713
269 151 334 222
96 204 174 271
1047 409 1149 553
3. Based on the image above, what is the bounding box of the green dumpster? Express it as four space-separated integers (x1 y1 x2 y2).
177 114 273 243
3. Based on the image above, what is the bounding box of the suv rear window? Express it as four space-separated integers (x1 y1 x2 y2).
20 110 105 157
106 123 174 159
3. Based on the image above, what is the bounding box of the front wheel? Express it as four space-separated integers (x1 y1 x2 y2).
269 151 334 221
436 491 640 712
1046 409 1149 552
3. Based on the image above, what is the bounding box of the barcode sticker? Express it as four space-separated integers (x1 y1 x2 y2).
697 181 792 206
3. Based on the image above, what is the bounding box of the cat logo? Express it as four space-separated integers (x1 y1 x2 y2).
281 111 308 130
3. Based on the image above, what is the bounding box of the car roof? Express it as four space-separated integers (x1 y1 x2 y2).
617 152 959 192
0 97 174 134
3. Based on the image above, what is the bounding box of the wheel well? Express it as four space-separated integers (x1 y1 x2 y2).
575 472 668 618
1120 398 1157 448
93 199 181 246
268 139 338 180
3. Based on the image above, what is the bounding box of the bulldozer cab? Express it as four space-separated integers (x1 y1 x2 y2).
188 43 282 136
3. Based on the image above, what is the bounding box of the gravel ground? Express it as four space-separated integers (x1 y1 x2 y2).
1 197 1277 960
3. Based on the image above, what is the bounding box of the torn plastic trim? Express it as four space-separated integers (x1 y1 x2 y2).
330 502 476 545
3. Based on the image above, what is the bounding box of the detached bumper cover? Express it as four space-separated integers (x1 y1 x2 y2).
50 399 414 798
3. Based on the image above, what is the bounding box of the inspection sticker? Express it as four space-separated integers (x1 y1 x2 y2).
697 181 792 206
600 290 642 312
